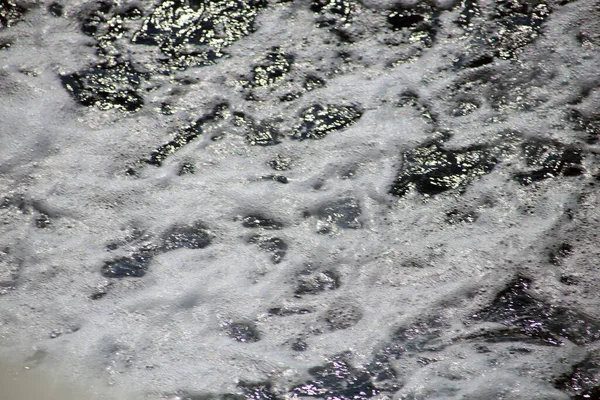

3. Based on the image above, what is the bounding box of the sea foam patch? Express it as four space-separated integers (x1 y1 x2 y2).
1 0 600 399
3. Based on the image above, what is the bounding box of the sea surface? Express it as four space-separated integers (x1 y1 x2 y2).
1 0 600 399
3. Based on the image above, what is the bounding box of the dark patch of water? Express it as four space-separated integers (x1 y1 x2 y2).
453 53 494 69
471 278 600 346
161 221 212 251
178 162 196 175
463 326 550 345
293 354 379 400
132 0 267 69
267 307 312 316
364 353 397 382
90 291 108 300
514 140 584 185
233 112 281 146
560 274 579 286
295 269 340 295
445 209 477 224
0 38 11 49
390 142 497 197
455 0 480 30
147 103 228 166
388 11 424 30
293 104 362 140
267 155 291 171
362 319 448 385
248 49 294 87
450 100 480 116
225 321 261 343
387 3 440 47
555 351 600 399
262 175 288 184
304 75 325 91
237 380 279 400
0 0 27 29
60 61 145 112
280 92 302 102
35 213 51 228
315 198 362 230
392 317 448 353
48 2 63 17
291 340 308 351
489 0 550 59
118 5 142 20
101 253 152 278
248 235 287 264
176 393 225 400
241 215 283 230
568 109 600 144
549 242 573 265
80 1 112 37
175 391 245 400
311 0 353 27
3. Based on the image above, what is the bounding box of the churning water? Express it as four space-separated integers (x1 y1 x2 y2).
1 0 600 399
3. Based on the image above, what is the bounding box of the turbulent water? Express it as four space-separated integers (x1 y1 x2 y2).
1 0 600 399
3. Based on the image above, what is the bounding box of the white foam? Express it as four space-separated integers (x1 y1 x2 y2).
1 0 599 398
